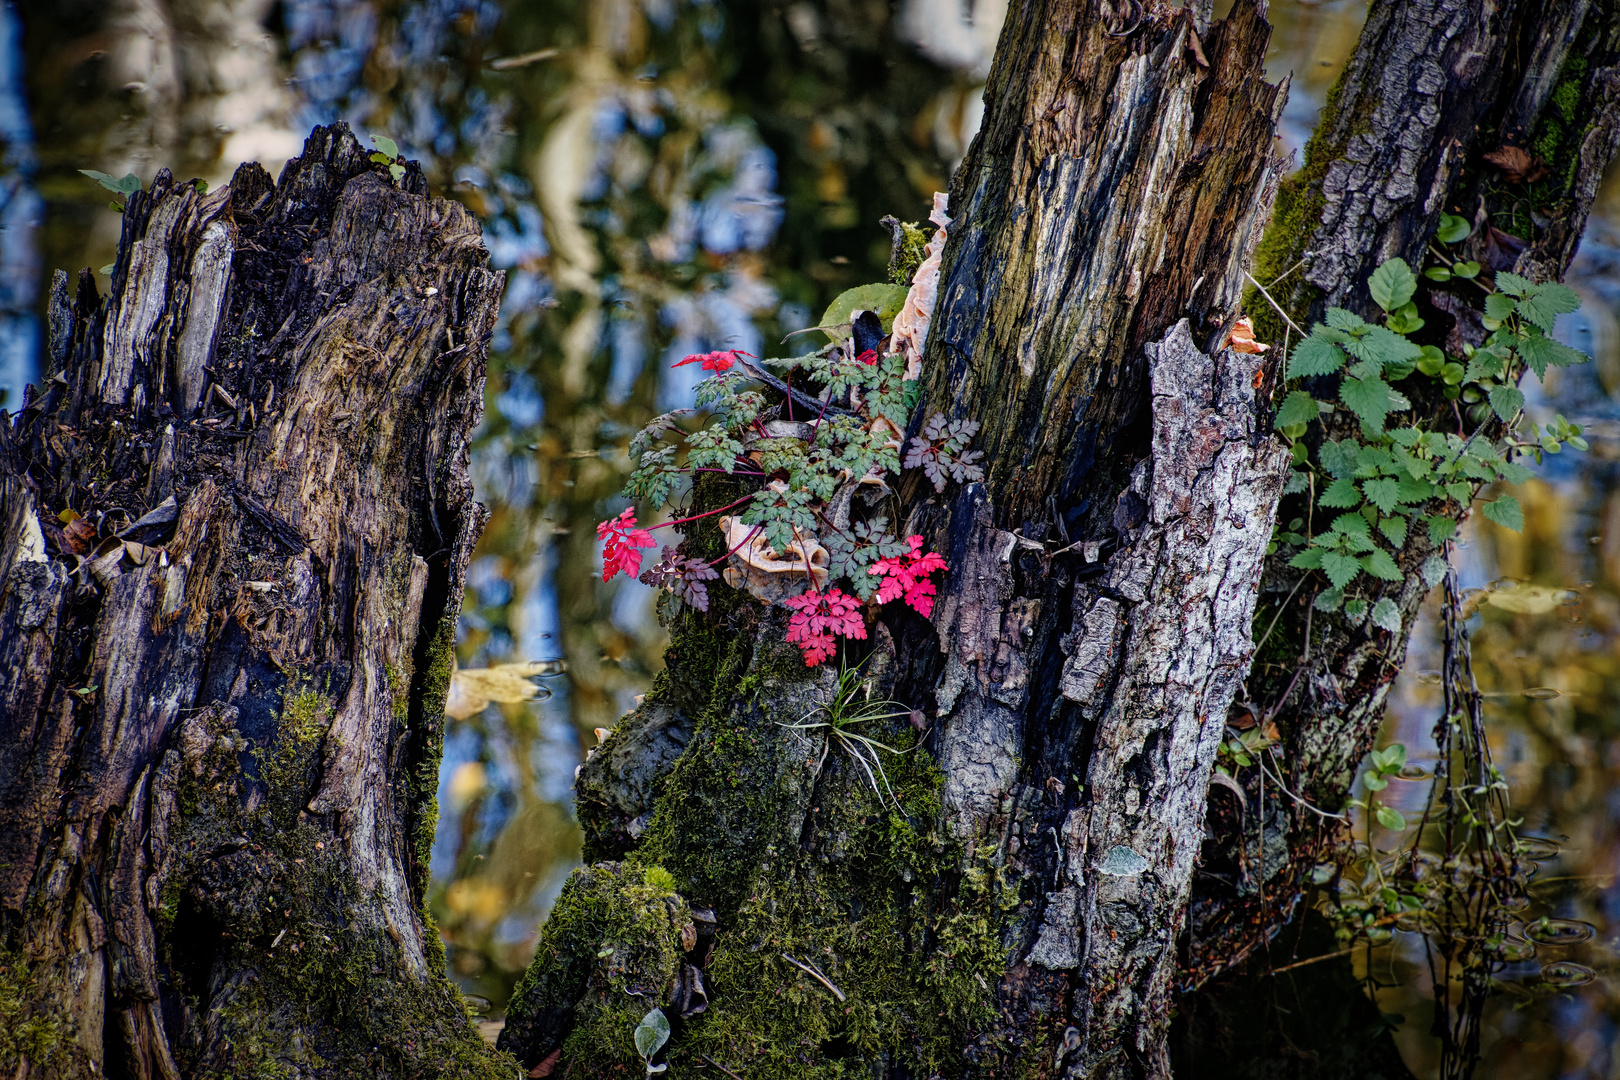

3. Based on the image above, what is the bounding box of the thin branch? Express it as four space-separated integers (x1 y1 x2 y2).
1257 749 1347 820
1244 270 1307 339
781 953 846 1001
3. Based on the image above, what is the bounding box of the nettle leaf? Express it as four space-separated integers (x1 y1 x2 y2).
1484 293 1518 323
1515 282 1580 333
1339 374 1404 433
1319 477 1361 508
1481 494 1524 532
1274 390 1321 429
1487 383 1525 421
1341 326 1422 368
1391 448 1430 482
1463 346 1507 383
1283 470 1311 495
1288 331 1347 378
1515 329 1587 378
1497 459 1532 485
1332 512 1371 538
1427 514 1458 544
1421 555 1449 587
1495 272 1533 298
1378 515 1408 547
1368 258 1418 314
1361 548 1402 581
1371 597 1402 633
1362 478 1400 515
1321 551 1363 589
1288 547 1325 570
1318 439 1359 478
1325 308 1371 333
685 426 746 473
1394 476 1435 504
1314 587 1344 612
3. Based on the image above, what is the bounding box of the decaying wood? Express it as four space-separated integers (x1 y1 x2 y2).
1186 0 1620 984
0 124 506 1078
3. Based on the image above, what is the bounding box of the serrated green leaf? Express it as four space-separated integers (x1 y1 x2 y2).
1377 515 1408 547
1484 293 1517 322
1427 515 1458 544
1288 547 1325 570
1319 439 1359 478
1362 478 1400 515
1516 330 1587 378
1321 552 1363 589
1314 587 1344 612
371 135 399 161
1288 332 1347 378
1274 390 1321 429
1495 272 1532 298
1515 282 1580 332
1319 477 1361 508
1497 460 1532 484
1361 548 1402 581
1368 259 1418 313
1371 597 1402 633
1341 325 1423 367
819 283 910 344
1332 512 1371 536
1480 494 1524 532
1421 555 1448 587
1488 383 1524 421
1463 347 1506 383
1324 308 1369 332
1393 476 1434 504
1339 374 1402 433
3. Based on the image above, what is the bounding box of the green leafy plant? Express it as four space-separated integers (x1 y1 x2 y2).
609 270 978 667
633 1007 670 1076
1269 257 1590 614
775 663 921 809
368 135 407 184
80 168 142 214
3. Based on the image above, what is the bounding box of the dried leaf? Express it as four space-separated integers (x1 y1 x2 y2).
1482 145 1550 184
446 660 566 720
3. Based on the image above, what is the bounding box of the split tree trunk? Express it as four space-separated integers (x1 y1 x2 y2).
512 2 1291 1077
0 124 509 1079
1185 0 1620 983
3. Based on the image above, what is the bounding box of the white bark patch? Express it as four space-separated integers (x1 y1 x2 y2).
174 219 235 417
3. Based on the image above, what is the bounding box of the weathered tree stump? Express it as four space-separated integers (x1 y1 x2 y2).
0 124 508 1079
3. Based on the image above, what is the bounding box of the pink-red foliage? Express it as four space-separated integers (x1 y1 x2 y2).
597 507 656 582
782 587 866 666
672 349 754 373
870 535 949 617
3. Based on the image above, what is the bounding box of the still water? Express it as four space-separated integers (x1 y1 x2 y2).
7 0 1619 1072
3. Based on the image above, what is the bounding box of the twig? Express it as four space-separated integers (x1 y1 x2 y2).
698 1056 746 1080
738 360 856 418
1257 749 1347 820
1265 946 1355 976
781 953 846 1001
1243 270 1307 339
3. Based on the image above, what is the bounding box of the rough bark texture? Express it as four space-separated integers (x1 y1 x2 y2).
1186 0 1620 983
504 2 1290 1078
0 124 508 1079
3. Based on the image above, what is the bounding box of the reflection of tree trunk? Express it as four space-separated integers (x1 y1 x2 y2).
1186 0 1620 984
0 124 509 1078
505 2 1291 1076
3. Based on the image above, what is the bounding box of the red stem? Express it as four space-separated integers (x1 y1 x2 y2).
652 492 757 530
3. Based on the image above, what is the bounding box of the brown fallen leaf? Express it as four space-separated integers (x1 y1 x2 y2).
62 516 98 555
1482 145 1550 184
445 659 567 720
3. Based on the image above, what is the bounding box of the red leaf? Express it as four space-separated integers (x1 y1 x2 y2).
596 508 657 582
870 536 949 617
782 587 866 665
672 349 754 373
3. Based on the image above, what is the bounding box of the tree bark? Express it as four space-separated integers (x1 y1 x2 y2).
1184 0 1620 984
505 2 1291 1077
0 124 510 1079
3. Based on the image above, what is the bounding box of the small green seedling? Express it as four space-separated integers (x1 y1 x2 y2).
369 135 407 184
633 1008 670 1076
1360 743 1409 831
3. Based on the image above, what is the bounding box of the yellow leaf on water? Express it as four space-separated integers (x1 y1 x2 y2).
445 660 565 719
1480 583 1577 615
